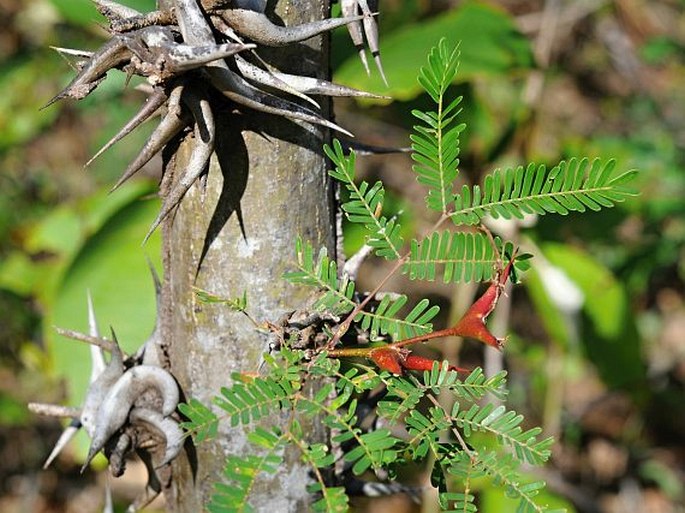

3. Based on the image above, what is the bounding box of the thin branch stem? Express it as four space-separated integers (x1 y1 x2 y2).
28 402 81 418
54 327 117 353
327 328 460 358
327 213 453 349
426 393 473 457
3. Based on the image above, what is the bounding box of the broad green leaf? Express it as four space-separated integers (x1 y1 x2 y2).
0 181 155 304
0 249 57 299
0 55 61 151
24 205 82 256
49 195 161 406
49 0 103 26
335 3 533 101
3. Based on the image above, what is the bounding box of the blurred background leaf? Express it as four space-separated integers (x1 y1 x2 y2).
0 0 683 511
539 242 645 392
334 3 534 100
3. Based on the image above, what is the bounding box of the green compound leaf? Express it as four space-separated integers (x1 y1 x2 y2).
405 231 499 283
451 159 638 225
377 376 426 424
208 427 287 513
343 428 401 475
454 404 553 466
214 375 294 427
178 399 218 443
308 483 349 513
285 238 356 315
406 407 451 459
286 238 439 340
440 491 478 513
478 452 565 513
421 364 508 402
325 140 404 260
194 288 248 312
451 367 508 402
411 39 466 214
356 294 440 340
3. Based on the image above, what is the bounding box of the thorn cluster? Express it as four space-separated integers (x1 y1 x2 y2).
47 0 387 240
29 268 179 512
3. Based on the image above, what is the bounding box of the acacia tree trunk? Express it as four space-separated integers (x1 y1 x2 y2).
158 2 336 510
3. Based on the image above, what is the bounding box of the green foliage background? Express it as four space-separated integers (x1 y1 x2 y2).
0 0 683 512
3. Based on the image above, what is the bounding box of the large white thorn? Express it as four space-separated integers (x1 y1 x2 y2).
87 291 106 381
43 420 81 469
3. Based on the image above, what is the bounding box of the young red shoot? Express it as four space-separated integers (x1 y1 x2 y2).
368 346 468 375
326 256 515 373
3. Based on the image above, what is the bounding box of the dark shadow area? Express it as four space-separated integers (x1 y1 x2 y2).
196 113 250 277
194 104 329 277
176 386 199 484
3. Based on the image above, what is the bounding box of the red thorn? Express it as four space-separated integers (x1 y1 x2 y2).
370 347 404 374
403 355 469 374
450 259 514 350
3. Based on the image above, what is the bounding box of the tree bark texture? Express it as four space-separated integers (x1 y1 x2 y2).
159 1 335 510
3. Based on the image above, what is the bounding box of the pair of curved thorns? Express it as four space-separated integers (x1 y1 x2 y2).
48 0 387 241
29 304 180 512
29 269 181 512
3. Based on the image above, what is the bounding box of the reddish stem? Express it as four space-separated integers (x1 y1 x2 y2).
326 256 514 366
326 214 456 349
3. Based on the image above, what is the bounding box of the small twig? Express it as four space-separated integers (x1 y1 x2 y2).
28 402 81 418
327 256 407 349
326 328 450 358
426 394 473 457
516 0 607 35
523 0 564 107
478 222 501 261
342 243 374 281
54 327 117 353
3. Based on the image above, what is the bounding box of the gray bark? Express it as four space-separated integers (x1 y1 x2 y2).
158 1 335 510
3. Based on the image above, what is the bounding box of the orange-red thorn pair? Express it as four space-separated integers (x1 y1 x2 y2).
369 346 468 375
327 257 515 374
